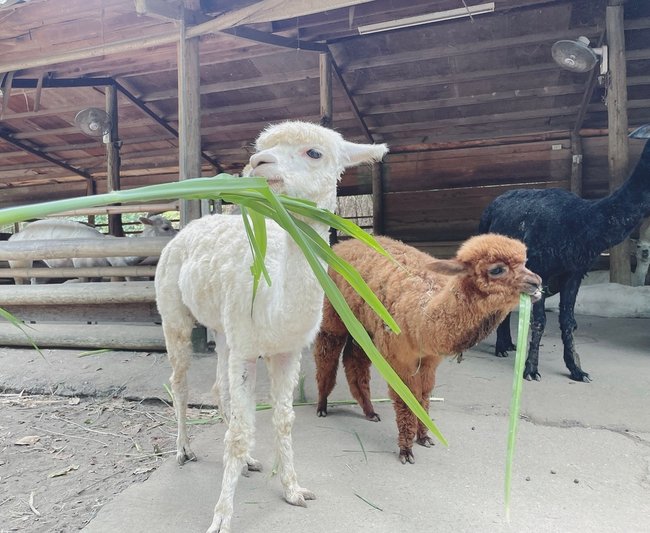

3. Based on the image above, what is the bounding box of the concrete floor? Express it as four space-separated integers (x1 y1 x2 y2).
1 312 649 533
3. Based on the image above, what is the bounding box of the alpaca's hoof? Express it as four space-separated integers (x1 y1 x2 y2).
241 456 263 476
416 436 435 448
366 412 381 422
177 448 197 465
570 369 591 383
495 342 516 357
247 456 263 472
285 486 316 507
316 405 328 417
523 365 541 381
399 448 415 464
206 512 231 533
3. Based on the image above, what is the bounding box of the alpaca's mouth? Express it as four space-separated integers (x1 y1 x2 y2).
527 286 543 303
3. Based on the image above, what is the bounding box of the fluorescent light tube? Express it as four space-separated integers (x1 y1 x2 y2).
358 2 495 35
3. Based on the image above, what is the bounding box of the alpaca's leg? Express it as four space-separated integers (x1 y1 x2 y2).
209 356 258 533
9 259 32 285
212 333 231 423
212 335 260 475
558 273 590 382
266 352 316 506
524 295 547 381
416 356 442 447
494 313 515 357
313 331 346 417
163 310 197 465
342 338 379 421
389 372 421 464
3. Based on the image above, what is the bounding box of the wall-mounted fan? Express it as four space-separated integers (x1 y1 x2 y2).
551 36 608 75
74 107 112 138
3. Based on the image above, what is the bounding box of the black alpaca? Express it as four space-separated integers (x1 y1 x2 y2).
479 125 650 382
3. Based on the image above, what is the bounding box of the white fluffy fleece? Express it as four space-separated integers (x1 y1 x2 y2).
155 120 388 533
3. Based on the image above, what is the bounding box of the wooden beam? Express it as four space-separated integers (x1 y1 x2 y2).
47 202 179 217
372 163 384 235
0 281 155 305
0 238 170 262
329 52 373 143
9 77 114 88
178 15 203 226
114 80 222 171
0 71 14 120
105 84 123 237
319 53 333 128
570 130 583 197
223 26 328 52
0 0 374 74
0 130 95 184
606 0 630 285
2 265 157 280
135 0 184 21
0 322 165 351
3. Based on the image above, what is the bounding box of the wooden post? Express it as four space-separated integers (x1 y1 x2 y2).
570 131 583 197
372 164 384 235
607 0 630 285
178 14 202 227
319 53 332 128
105 84 124 236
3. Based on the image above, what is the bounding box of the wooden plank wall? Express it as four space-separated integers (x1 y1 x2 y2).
340 134 645 259
380 139 572 256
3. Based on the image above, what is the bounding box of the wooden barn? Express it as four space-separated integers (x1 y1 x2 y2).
0 0 649 348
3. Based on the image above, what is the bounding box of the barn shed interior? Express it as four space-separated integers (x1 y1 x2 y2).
0 0 649 347
1 0 649 237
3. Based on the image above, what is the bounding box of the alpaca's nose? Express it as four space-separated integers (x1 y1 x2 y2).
250 151 278 169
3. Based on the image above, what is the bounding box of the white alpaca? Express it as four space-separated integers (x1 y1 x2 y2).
155 121 387 533
8 214 176 284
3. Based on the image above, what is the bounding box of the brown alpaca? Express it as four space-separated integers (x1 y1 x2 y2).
314 234 542 464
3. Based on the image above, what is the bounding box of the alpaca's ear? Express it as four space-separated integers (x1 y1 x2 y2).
341 141 389 168
139 216 153 225
426 258 467 276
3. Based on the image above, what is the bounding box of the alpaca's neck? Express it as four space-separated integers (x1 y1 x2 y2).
261 219 329 320
416 279 507 356
591 179 650 248
590 141 650 247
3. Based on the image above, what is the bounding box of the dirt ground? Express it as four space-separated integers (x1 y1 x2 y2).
0 393 218 533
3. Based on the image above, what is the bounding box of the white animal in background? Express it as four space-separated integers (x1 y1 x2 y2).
634 239 650 286
8 214 176 284
155 121 388 533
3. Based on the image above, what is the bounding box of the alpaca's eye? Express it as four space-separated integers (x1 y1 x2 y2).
306 148 322 159
489 265 506 276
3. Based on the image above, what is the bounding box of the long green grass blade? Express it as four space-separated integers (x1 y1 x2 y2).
240 206 271 307
0 176 269 225
292 217 399 334
505 294 532 520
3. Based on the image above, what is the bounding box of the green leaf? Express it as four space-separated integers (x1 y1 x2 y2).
240 206 271 308
292 217 399 334
505 293 532 520
0 307 44 358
